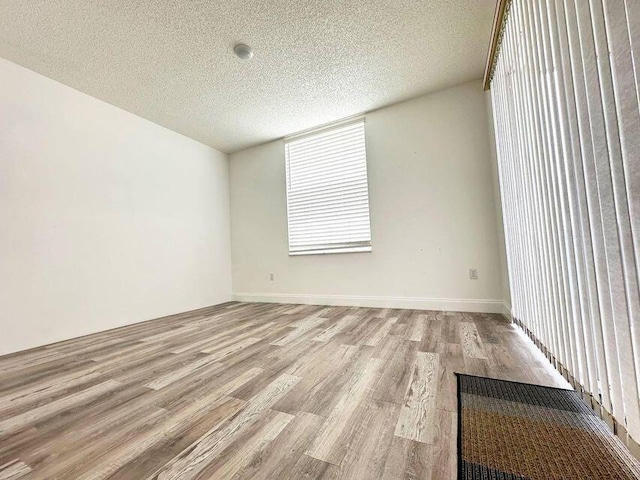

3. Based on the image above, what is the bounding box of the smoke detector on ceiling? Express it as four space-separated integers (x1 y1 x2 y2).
233 43 253 60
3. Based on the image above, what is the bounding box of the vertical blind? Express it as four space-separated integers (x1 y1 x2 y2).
284 119 372 255
490 0 640 452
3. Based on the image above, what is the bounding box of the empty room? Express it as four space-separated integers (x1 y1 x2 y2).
1 0 640 478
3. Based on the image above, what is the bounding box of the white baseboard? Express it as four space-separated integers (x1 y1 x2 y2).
233 292 505 314
502 302 512 320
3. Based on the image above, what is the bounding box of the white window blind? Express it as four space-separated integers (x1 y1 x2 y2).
285 119 372 255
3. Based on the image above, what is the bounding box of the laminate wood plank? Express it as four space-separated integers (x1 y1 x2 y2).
284 341 354 378
0 460 31 479
435 343 464 414
103 400 245 480
394 352 439 444
287 454 337 479
139 325 200 343
330 399 400 480
437 342 464 371
20 398 165 468
0 367 105 416
287 347 374 420
2 386 153 464
380 436 432 480
343 312 384 345
305 358 383 465
78 404 235 480
262 334 328 374
213 338 281 374
418 317 442 352
430 409 456 480
0 357 94 393
71 372 263 479
390 322 409 336
280 304 310 315
0 350 69 374
230 340 346 404
91 343 172 375
0 380 122 437
440 313 459 344
407 315 427 342
22 405 170 479
203 320 277 349
270 317 326 346
226 368 296 403
273 345 360 415
144 356 223 390
169 321 259 354
49 337 140 359
374 338 419 404
234 411 325 480
371 333 403 362
291 309 330 327
43 332 143 355
464 357 492 377
195 410 294 480
484 342 517 369
41 369 259 475
180 309 258 329
89 340 167 363
154 366 264 413
313 315 358 342
147 373 301 479
201 336 262 357
459 321 488 359
362 317 397 347
395 309 414 323
435 368 457 414
103 352 199 386
473 313 508 344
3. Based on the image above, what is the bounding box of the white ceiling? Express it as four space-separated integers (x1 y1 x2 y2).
0 1 496 153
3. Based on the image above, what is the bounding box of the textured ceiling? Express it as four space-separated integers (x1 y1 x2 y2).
0 1 496 153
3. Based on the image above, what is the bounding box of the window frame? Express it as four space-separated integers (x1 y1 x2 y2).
284 117 373 256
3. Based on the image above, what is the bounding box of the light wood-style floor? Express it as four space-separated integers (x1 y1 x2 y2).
0 302 568 479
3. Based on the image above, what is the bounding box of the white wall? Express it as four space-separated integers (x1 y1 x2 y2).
230 80 507 314
485 91 512 316
0 59 232 355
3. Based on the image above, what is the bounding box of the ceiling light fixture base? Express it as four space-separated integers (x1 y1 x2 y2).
233 43 253 60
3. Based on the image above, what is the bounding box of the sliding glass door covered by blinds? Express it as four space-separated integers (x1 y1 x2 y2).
489 0 640 450
285 119 372 255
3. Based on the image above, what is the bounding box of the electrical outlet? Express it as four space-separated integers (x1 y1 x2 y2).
269 272 274 281
469 269 478 280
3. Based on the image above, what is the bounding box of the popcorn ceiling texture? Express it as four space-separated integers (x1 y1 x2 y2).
0 0 495 153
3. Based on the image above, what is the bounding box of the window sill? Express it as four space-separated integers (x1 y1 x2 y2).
289 246 372 256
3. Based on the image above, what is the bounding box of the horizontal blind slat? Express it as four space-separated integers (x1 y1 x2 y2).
288 142 366 165
286 123 364 151
289 155 367 175
287 130 365 155
290 163 367 186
